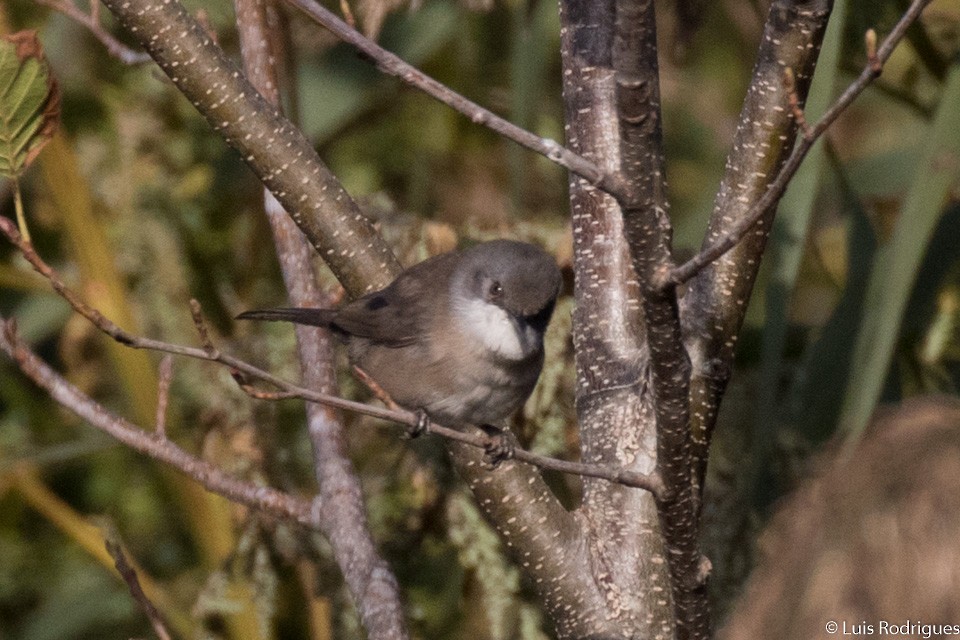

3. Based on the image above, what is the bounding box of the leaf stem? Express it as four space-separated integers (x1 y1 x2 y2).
12 180 30 244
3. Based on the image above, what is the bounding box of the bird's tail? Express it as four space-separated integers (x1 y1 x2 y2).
236 307 337 328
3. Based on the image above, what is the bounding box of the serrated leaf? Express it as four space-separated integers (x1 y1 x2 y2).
0 30 61 178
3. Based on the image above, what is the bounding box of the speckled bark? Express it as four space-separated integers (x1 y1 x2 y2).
235 2 409 638
559 1 675 638
96 0 838 637
612 0 706 637
448 443 617 638
682 0 833 488
98 1 612 634
99 0 399 296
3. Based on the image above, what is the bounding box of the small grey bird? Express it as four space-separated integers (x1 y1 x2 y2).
237 240 561 428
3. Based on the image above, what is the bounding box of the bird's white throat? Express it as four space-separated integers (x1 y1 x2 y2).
455 298 536 361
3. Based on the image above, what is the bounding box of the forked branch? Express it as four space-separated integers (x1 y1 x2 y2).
668 0 934 287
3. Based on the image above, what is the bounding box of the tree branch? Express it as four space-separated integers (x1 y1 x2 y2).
33 0 152 64
554 2 675 637
278 0 631 200
0 215 663 496
612 0 706 637
681 0 835 495
104 536 173 640
0 317 317 526
669 0 932 287
97 0 401 296
234 0 409 637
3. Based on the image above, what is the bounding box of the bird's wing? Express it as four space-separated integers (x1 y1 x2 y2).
330 251 459 347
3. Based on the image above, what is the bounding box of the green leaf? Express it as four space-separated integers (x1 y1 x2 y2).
838 62 960 445
0 31 61 178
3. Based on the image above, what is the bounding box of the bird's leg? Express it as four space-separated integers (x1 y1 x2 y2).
404 409 430 439
479 424 515 468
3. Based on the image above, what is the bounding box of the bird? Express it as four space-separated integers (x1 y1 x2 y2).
237 239 562 432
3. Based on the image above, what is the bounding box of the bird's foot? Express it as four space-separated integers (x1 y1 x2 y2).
404 409 430 439
480 425 515 469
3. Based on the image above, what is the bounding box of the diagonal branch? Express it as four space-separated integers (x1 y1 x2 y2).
0 215 663 496
279 0 629 200
234 1 409 637
669 0 933 287
33 0 152 64
105 536 174 640
0 318 317 527
97 0 400 296
681 0 835 495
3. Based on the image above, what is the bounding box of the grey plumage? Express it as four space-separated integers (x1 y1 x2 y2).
238 240 561 427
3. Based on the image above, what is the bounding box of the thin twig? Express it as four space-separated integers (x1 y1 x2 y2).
338 0 356 28
278 0 630 200
0 317 316 526
352 365 401 412
865 29 881 73
0 216 665 498
155 355 173 438
105 537 173 640
33 0 152 65
668 0 933 287
188 299 218 357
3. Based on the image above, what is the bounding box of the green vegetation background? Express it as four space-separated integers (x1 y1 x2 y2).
1 0 959 638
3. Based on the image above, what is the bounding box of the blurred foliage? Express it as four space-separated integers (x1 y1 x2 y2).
0 0 958 637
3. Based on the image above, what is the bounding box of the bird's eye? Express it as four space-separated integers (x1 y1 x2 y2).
488 281 503 299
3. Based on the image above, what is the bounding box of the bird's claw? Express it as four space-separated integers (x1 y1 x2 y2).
480 425 515 468
404 409 430 439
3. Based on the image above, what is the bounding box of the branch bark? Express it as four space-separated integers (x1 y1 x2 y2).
670 0 933 287
0 317 317 527
97 0 400 296
234 1 409 637
557 1 674 637
682 0 834 492
279 0 629 199
611 0 706 637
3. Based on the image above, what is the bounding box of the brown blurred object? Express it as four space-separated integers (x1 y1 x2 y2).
423 221 458 256
721 395 960 640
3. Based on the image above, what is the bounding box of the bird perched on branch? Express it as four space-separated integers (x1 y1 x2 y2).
238 239 561 436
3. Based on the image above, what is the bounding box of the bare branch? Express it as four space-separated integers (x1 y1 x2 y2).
278 0 631 200
555 2 676 636
0 317 316 526
680 0 834 512
98 0 401 296
669 0 933 287
33 0 153 64
234 2 410 634
613 0 706 636
105 536 173 640
0 215 664 497
155 355 173 438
